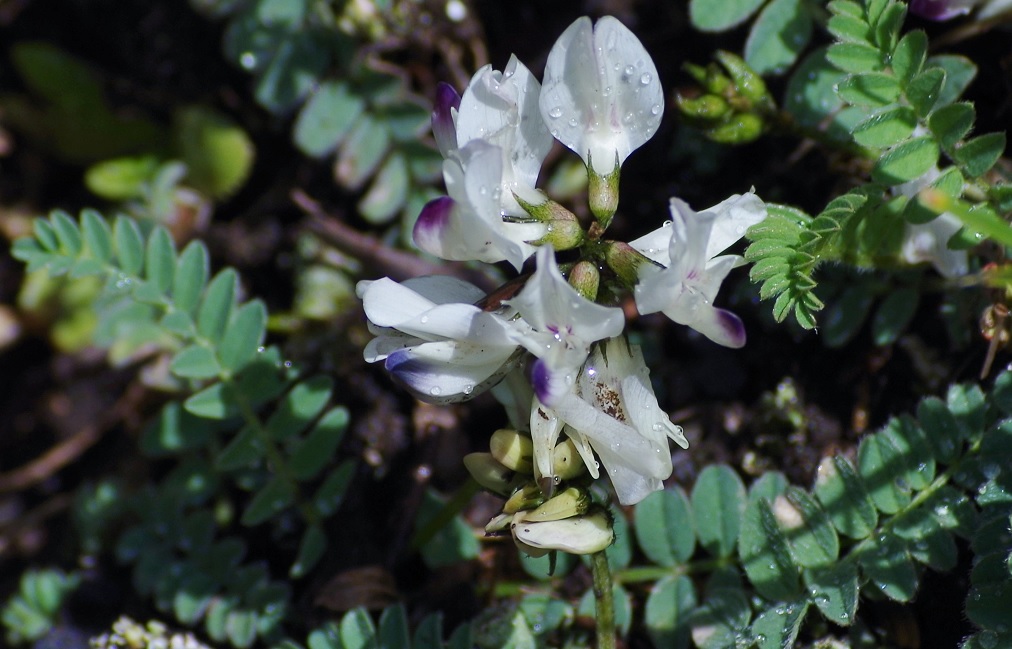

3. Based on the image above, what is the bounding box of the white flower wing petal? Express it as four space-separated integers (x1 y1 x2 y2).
702 192 767 260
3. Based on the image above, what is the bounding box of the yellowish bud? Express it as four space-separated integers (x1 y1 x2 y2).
503 483 546 514
511 509 614 555
521 487 590 522
552 438 586 481
489 429 534 473
463 452 517 496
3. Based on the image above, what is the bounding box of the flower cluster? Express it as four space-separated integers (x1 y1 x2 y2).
358 16 767 553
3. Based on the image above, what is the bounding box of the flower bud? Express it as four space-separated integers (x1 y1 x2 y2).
676 94 731 123
552 438 586 481
603 241 652 286
521 199 586 251
567 261 600 302
489 428 534 473
511 508 614 555
588 152 620 229
484 513 512 534
463 452 518 496
706 113 765 145
503 483 546 514
521 487 590 522
715 51 773 109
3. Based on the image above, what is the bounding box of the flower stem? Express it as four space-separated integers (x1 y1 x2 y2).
590 550 616 649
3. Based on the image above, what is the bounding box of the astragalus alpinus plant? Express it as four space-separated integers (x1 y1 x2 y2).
357 15 767 648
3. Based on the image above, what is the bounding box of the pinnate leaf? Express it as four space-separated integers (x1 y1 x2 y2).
928 102 975 150
634 487 695 566
218 300 267 373
891 30 927 83
173 241 210 316
744 0 813 76
836 72 900 106
906 67 946 117
81 209 113 262
955 132 1006 178
170 345 222 379
803 561 858 625
851 105 917 148
265 376 333 440
739 497 801 601
242 476 296 526
197 269 237 343
290 407 348 481
691 465 746 558
294 80 365 158
645 575 696 649
872 136 939 185
826 43 882 73
689 0 765 31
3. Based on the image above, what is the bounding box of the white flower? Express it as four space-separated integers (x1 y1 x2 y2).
454 55 554 215
632 193 767 347
505 245 625 406
357 275 519 403
896 168 969 278
539 16 664 176
420 54 554 272
533 339 688 506
902 214 968 278
413 140 546 272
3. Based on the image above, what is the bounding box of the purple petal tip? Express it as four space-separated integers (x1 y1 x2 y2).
715 309 746 348
432 83 461 155
413 196 454 253
909 0 973 20
530 358 553 404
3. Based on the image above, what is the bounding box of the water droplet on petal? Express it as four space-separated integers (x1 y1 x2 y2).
548 106 563 118
430 386 442 396
650 104 661 115
463 385 474 395
640 73 652 85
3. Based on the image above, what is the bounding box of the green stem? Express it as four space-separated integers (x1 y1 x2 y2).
590 550 616 649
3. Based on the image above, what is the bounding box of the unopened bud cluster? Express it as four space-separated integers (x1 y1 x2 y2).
677 51 776 144
465 429 612 556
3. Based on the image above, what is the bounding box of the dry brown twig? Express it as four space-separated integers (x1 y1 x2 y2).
291 188 500 292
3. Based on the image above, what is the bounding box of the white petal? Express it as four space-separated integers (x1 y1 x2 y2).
553 391 670 480
508 246 625 341
402 304 514 343
613 342 688 449
456 55 552 213
628 223 673 265
361 277 437 329
530 399 563 484
540 16 663 174
512 511 613 554
385 342 515 403
401 275 488 305
702 192 767 260
902 214 968 278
